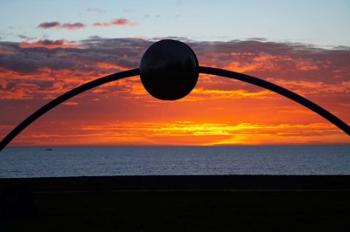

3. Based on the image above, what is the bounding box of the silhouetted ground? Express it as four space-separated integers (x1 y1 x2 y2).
1 175 350 231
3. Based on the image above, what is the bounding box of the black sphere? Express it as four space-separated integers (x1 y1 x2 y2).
140 39 199 100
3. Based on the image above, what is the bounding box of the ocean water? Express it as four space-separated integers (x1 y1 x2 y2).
0 145 350 177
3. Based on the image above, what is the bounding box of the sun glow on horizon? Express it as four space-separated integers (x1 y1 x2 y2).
0 37 349 146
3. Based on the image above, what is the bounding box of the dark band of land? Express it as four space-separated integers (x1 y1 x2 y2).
1 175 350 231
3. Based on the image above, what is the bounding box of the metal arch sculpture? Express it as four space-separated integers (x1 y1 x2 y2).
0 39 349 151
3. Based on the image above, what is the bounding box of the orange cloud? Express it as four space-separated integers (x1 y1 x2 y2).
62 101 79 106
1 38 349 146
295 60 319 71
96 62 129 71
225 54 281 73
93 18 136 27
20 40 80 49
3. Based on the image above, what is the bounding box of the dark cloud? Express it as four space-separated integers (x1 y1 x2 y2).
18 34 35 40
0 38 148 73
38 22 60 29
38 19 135 30
1 38 350 80
0 37 349 100
0 38 149 99
20 39 79 49
189 40 350 84
0 41 78 73
38 22 86 30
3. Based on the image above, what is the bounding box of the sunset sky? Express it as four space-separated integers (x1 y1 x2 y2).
0 0 349 146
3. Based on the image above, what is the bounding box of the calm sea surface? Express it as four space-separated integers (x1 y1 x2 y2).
0 145 350 177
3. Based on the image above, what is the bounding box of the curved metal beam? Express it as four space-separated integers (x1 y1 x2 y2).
198 66 350 136
1 65 348 152
0 69 140 152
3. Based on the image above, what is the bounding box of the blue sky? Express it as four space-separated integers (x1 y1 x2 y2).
1 0 350 46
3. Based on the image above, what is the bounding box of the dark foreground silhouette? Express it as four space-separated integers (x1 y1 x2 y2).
1 175 350 231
